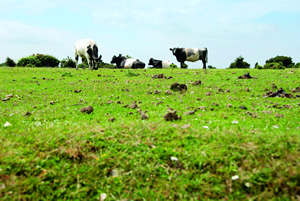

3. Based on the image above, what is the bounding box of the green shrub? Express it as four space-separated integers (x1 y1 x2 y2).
39 55 60 67
294 63 300 68
17 56 42 67
256 64 263 69
266 55 293 68
229 56 250 69
5 57 16 67
263 62 285 69
60 56 76 68
17 54 60 67
208 65 217 69
287 63 295 68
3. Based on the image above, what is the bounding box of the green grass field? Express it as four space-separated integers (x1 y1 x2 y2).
0 67 299 200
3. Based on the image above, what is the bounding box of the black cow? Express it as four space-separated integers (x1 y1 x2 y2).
169 47 208 69
110 54 145 69
148 58 173 69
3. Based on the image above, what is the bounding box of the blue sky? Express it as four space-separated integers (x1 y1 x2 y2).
0 0 299 69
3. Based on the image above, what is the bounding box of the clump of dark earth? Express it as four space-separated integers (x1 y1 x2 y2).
50 101 55 105
239 105 248 110
74 90 81 93
24 112 31 116
193 80 201 86
154 90 162 94
184 110 195 116
81 106 94 114
108 117 116 122
205 92 212 96
170 82 187 92
265 87 294 98
167 76 173 79
164 112 182 121
165 90 172 95
238 73 257 79
152 74 166 79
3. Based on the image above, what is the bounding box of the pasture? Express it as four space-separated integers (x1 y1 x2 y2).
0 67 299 200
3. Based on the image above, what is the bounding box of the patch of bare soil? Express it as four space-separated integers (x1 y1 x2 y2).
170 82 187 92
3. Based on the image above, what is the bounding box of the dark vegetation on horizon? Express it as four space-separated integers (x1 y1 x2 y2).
1 54 299 69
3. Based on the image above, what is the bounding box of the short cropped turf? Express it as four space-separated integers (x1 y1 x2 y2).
0 67 299 200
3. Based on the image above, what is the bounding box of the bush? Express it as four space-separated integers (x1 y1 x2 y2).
286 63 295 68
208 65 217 69
266 56 293 68
294 63 300 68
263 62 285 69
17 54 60 67
229 56 250 69
5 57 16 67
39 55 60 67
17 56 42 67
60 56 76 68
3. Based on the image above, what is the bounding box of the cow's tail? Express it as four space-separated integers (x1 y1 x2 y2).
205 48 208 63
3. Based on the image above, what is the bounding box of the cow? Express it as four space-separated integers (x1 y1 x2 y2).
110 54 145 69
74 39 102 70
148 58 173 69
169 47 208 69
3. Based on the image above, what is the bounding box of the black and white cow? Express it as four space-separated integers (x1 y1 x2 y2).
110 54 145 69
169 47 208 69
148 58 173 69
74 39 102 70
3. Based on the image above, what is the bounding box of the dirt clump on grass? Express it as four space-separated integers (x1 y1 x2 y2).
238 72 257 79
193 80 202 85
170 82 187 92
264 87 294 98
164 112 182 121
152 74 166 79
81 106 94 114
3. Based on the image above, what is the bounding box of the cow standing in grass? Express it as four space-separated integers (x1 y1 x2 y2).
148 58 173 69
74 39 102 70
170 47 208 69
110 54 145 69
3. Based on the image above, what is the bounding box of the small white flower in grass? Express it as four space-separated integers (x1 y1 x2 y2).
9 114 13 116
232 120 239 124
4 122 11 127
100 193 107 201
191 91 194 94
272 125 279 129
203 126 209 129
245 182 251 188
231 175 239 180
170 156 178 161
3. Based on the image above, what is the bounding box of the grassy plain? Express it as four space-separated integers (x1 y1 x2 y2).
0 67 299 200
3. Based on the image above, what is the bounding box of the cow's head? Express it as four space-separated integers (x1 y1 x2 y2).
170 48 177 55
110 54 123 64
148 58 154 65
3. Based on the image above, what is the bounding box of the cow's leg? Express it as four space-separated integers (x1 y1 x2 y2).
75 55 79 70
82 58 85 69
180 61 185 69
202 60 206 69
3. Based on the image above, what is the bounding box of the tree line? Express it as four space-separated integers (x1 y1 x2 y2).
1 54 299 69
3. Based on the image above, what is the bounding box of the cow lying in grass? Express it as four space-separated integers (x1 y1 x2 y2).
110 54 145 69
75 39 102 70
148 58 173 69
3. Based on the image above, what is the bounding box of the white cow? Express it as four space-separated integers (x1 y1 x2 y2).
74 39 102 70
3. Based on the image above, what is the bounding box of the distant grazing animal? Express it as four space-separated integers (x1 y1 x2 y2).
74 39 102 70
110 54 145 69
169 47 208 69
148 58 173 68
